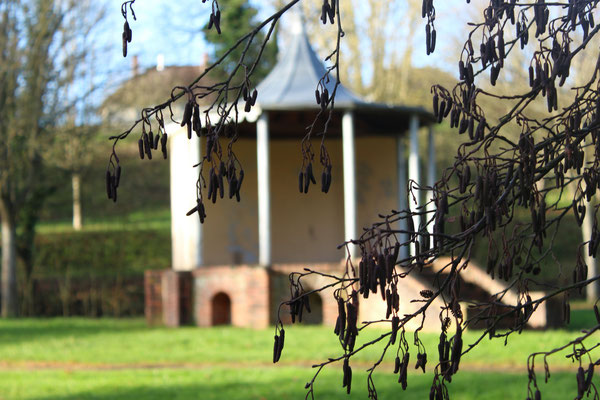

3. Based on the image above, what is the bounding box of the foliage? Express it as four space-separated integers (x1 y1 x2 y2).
204 0 278 81
109 0 600 399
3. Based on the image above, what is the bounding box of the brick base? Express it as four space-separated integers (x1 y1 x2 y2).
144 270 193 327
145 260 554 330
193 265 270 328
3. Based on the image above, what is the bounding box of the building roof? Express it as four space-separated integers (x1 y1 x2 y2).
255 11 434 124
256 13 361 109
102 65 213 126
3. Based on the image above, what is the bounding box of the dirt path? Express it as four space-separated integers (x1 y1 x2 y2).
0 360 578 374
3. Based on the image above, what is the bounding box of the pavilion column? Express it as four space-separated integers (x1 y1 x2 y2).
396 135 408 260
170 127 202 270
583 188 598 302
408 115 420 256
426 125 436 235
257 112 271 266
342 111 358 258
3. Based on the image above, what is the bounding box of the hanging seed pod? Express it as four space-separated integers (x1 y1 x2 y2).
475 117 486 141
206 137 214 162
394 356 401 374
187 120 192 140
425 24 431 54
459 117 468 134
315 89 321 105
321 169 327 192
161 133 168 159
321 2 329 24
181 101 193 127
326 3 335 24
385 252 394 283
337 298 346 339
458 61 465 80
577 366 585 398
321 88 329 109
438 101 446 123
124 21 132 43
276 328 285 362
307 162 316 184
214 10 221 34
186 204 199 216
303 171 310 193
584 363 594 391
342 358 352 394
122 31 128 57
207 167 215 200
138 138 145 160
378 258 386 299
211 173 218 204
399 352 409 390
416 352 427 373
198 200 206 223
325 165 332 193
302 293 312 313
153 132 160 150
497 32 505 61
273 335 280 363
218 161 226 199
229 175 238 199
237 169 244 196
115 165 122 187
466 62 474 85
450 326 463 374
298 171 304 194
106 171 113 199
192 104 201 136
390 316 400 345
490 64 500 86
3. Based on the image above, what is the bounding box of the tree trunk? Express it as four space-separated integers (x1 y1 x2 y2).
72 172 82 230
0 201 18 317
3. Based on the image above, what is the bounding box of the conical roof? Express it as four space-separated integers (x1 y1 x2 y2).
256 11 363 110
254 11 434 127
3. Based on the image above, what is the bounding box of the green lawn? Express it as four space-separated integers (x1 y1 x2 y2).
0 368 589 400
36 208 171 234
0 319 597 399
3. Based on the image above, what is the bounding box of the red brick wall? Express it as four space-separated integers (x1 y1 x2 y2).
144 270 163 325
193 265 270 328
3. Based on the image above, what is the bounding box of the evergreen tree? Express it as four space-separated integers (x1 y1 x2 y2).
204 0 278 82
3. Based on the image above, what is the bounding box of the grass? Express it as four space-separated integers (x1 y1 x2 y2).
0 318 598 399
0 369 590 400
36 208 171 234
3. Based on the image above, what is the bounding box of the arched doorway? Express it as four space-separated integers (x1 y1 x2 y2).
211 292 232 325
301 292 323 325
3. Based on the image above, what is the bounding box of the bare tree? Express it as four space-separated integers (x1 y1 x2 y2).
0 0 105 316
109 1 600 398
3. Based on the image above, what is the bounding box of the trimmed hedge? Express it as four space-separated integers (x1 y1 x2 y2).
16 229 171 317
34 229 171 278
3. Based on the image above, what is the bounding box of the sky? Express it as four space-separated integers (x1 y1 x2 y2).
101 1 467 97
